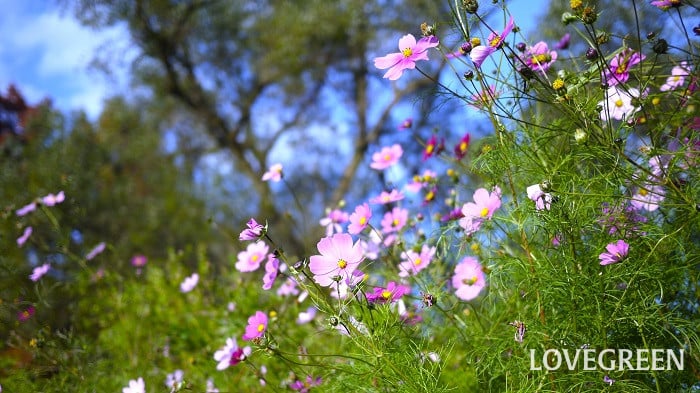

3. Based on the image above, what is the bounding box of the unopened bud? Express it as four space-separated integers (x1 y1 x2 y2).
463 0 479 14
653 39 668 54
574 129 588 143
585 48 598 61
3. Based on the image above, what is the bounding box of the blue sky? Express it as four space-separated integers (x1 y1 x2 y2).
0 0 131 118
0 0 543 120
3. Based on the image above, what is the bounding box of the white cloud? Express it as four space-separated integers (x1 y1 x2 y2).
0 0 132 119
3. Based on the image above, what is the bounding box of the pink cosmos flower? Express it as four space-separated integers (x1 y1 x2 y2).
380 207 409 234
18 306 35 322
239 218 265 241
122 377 145 393
262 255 279 290
242 311 268 341
370 189 405 204
131 254 147 267
398 118 413 130
454 133 470 160
468 85 498 111
370 144 403 170
165 370 184 389
599 239 629 265
235 241 269 272
262 163 283 182
660 61 691 91
603 49 645 87
367 281 410 304
277 277 300 296
526 184 553 211
398 244 436 277
297 307 317 324
461 187 502 220
347 203 372 234
599 86 643 122
290 375 323 392
16 202 37 216
214 337 251 370
374 34 439 80
524 41 557 73
85 242 106 260
470 16 515 67
630 184 665 211
17 226 32 247
180 273 199 293
309 233 364 287
41 191 65 206
319 208 349 236
30 263 50 282
452 256 486 301
405 170 437 193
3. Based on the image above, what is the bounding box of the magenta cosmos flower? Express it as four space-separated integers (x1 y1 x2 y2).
470 16 515 68
290 375 323 392
309 233 364 287
18 306 35 322
398 244 436 277
454 133 470 160
603 49 645 87
650 0 682 10
524 41 557 73
239 218 265 241
366 281 410 304
452 256 487 301
423 135 444 160
370 144 403 170
347 203 372 234
131 254 147 267
599 239 629 265
374 34 439 80
214 337 251 370
242 311 268 341
235 241 269 272
630 184 665 211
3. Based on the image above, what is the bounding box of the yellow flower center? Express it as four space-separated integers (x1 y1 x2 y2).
252 254 259 262
426 144 434 154
552 79 565 90
392 218 399 227
402 48 413 57
615 99 624 108
384 153 392 161
425 190 435 201
480 207 489 217
413 258 422 266
672 75 680 82
534 53 551 64
381 290 392 299
638 188 648 196
257 323 265 332
463 276 478 285
359 217 367 225
460 141 468 152
337 259 347 269
470 37 481 46
489 35 502 48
